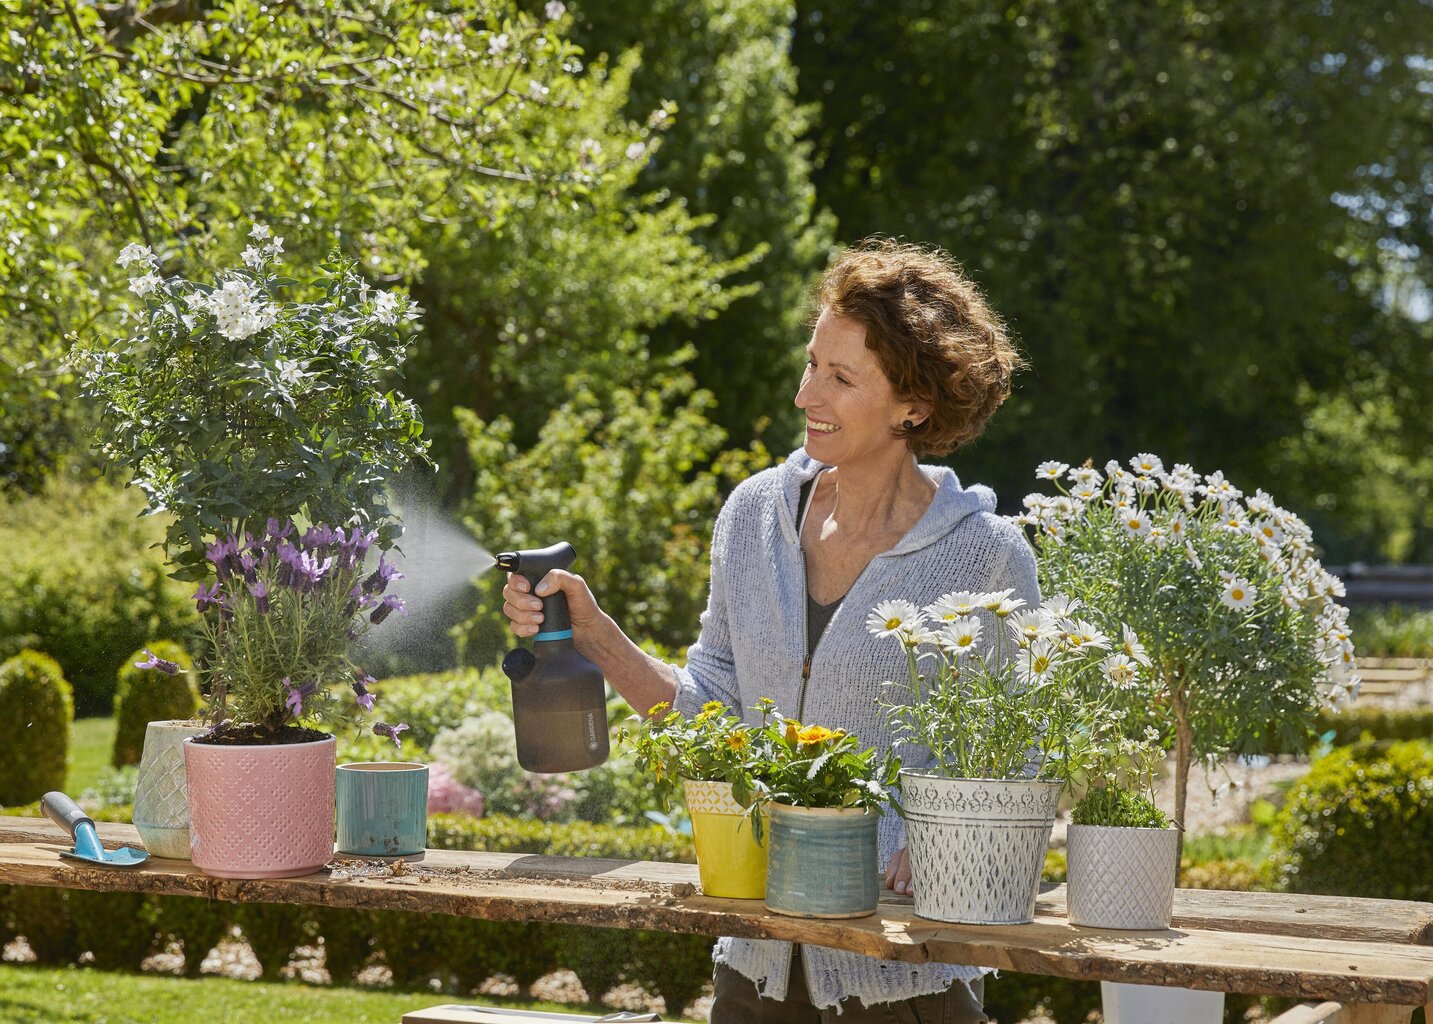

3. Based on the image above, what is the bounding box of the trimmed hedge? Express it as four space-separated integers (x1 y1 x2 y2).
112 641 200 766
0 649 73 805
0 478 196 716
1273 739 1433 901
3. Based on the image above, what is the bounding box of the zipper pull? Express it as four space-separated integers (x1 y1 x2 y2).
802 657 811 681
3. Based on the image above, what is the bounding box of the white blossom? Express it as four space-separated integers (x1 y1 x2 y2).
1220 577 1256 611
545 0 567 18
128 273 162 297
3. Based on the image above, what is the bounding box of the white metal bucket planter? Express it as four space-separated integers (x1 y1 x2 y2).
899 772 1062 925
1066 824 1179 930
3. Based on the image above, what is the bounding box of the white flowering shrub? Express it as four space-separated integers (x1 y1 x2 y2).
1013 455 1357 831
76 229 432 581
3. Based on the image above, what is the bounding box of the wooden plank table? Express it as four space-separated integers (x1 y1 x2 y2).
2 816 1431 1019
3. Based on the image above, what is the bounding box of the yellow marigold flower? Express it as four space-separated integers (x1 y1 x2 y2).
725 730 750 751
797 724 835 745
702 700 726 714
647 701 671 717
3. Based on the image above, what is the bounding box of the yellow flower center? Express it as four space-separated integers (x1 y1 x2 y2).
1033 656 1051 673
1231 588 1244 601
1127 518 1142 530
884 616 902 630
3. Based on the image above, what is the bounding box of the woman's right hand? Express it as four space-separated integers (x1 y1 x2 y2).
502 569 606 639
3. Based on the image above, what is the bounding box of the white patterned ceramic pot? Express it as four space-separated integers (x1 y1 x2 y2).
184 735 336 879
132 720 209 859
900 771 1062 925
1067 824 1178 930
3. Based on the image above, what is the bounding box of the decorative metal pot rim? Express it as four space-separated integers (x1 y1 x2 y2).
1067 822 1181 834
897 770 1062 786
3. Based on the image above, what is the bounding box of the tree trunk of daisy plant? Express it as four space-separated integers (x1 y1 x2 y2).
1171 685 1193 881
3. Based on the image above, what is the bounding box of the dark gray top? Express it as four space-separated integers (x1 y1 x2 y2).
800 474 845 661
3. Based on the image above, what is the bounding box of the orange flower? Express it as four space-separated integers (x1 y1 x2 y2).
797 724 835 745
784 719 801 745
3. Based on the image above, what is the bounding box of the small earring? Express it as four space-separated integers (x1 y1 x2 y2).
902 419 915 430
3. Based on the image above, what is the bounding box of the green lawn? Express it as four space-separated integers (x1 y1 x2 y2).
0 964 666 1024
68 718 117 798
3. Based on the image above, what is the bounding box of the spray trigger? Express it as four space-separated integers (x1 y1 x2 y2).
502 647 536 684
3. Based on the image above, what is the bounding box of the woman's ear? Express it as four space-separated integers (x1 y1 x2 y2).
904 401 932 427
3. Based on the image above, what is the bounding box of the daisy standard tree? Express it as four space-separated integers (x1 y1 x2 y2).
1013 455 1357 863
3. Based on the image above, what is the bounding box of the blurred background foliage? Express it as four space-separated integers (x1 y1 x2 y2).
1 0 1431 692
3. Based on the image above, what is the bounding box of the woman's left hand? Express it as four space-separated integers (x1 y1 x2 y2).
885 846 913 896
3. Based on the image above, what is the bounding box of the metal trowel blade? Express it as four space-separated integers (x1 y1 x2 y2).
61 820 149 867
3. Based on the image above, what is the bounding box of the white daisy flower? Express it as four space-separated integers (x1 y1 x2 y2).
935 615 983 657
1120 510 1152 536
1101 654 1140 690
925 590 984 621
1022 492 1051 512
1201 470 1243 502
1065 619 1112 651
1070 482 1100 502
1146 525 1169 548
1018 641 1059 685
1220 577 1256 611
980 589 1015 612
1008 609 1057 647
1036 460 1069 481
1168 514 1187 539
1120 624 1152 667
1041 595 1082 618
1131 453 1164 476
867 599 925 640
1070 466 1104 487
1105 459 1131 483
990 596 1027 618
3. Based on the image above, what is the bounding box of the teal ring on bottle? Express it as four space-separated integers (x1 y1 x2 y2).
534 628 574 642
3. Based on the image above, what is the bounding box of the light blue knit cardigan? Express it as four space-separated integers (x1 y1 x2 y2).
673 449 1041 1011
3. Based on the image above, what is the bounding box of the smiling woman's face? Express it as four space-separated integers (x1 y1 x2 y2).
795 309 919 466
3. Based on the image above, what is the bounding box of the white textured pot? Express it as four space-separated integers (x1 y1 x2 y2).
131 720 209 859
1101 981 1224 1024
1066 823 1178 929
899 772 1062 924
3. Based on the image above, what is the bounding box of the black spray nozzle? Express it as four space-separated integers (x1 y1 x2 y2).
496 541 577 638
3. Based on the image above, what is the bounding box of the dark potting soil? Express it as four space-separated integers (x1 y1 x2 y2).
189 722 331 746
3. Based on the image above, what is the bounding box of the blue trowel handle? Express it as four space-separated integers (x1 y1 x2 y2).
42 791 104 859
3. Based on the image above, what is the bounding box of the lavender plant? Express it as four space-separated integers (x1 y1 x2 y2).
190 518 408 742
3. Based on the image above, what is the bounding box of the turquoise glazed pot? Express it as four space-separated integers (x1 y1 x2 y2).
335 762 429 858
764 803 879 918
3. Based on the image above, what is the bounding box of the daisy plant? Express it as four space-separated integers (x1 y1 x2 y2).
733 697 901 842
76 228 432 746
1013 455 1356 860
1071 726 1171 831
871 594 1139 787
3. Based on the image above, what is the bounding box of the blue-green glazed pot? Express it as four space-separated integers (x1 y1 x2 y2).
764 803 879 919
336 762 429 858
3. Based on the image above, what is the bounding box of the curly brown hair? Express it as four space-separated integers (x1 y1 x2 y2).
815 238 1026 457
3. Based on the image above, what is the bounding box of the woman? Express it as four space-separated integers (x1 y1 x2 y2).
503 238 1038 1022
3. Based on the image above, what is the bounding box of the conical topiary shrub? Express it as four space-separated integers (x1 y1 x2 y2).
0 650 73 806
112 641 200 767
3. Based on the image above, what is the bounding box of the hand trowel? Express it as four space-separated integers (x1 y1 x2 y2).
41 791 149 867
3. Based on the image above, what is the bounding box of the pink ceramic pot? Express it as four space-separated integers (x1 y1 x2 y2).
183 735 336 879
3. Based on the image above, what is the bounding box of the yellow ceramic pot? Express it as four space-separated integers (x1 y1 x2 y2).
683 778 767 899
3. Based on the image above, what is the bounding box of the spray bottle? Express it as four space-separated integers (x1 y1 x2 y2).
496 542 610 773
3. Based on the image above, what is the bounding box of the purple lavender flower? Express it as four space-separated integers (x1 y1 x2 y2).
239 551 259 585
134 648 180 675
193 581 226 615
301 525 339 550
351 671 376 712
205 537 239 583
362 554 403 596
283 676 320 717
248 579 270 615
266 517 294 542
336 526 377 569
279 541 305 590
295 550 335 592
373 721 409 748
370 593 406 625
